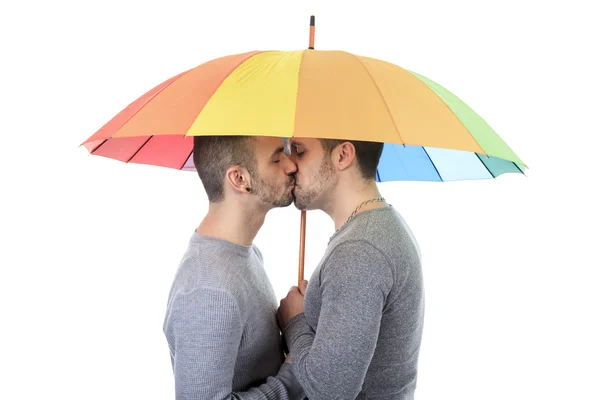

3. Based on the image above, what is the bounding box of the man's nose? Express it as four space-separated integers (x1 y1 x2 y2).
282 156 298 175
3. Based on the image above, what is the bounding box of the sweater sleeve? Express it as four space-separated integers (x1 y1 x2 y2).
283 241 393 400
166 287 305 400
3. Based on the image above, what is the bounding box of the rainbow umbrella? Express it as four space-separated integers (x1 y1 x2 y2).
81 16 526 282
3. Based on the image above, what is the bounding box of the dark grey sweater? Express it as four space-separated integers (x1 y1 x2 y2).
163 234 305 400
284 207 424 399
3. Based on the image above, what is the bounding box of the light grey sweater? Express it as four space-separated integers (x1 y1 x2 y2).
163 233 305 400
284 206 425 400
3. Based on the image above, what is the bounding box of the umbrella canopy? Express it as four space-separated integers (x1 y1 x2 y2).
81 51 526 181
81 16 526 284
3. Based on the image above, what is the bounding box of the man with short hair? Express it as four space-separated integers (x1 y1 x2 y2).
278 138 424 400
163 135 305 399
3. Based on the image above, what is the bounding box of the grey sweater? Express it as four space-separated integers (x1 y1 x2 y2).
284 207 424 400
163 234 305 400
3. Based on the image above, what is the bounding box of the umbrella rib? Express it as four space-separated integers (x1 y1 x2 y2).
85 69 193 150
514 162 526 175
477 153 496 179
180 145 194 170
90 138 109 154
182 52 265 137
350 53 405 145
118 70 192 139
290 50 309 139
406 71 488 156
422 147 443 181
126 136 154 163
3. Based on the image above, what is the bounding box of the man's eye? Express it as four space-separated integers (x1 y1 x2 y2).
273 159 281 164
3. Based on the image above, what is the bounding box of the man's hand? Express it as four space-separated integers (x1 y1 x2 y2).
298 280 308 296
277 280 308 329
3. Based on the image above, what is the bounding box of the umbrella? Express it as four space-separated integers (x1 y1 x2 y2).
81 16 526 283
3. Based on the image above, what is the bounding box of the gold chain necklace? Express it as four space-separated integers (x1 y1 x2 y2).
329 197 386 243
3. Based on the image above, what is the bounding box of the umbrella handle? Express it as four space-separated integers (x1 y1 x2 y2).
298 210 306 286
297 16 314 286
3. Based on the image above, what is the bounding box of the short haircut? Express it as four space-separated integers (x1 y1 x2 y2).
319 139 383 179
193 136 256 202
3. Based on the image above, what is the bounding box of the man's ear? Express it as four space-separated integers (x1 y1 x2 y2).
225 166 252 194
333 141 356 171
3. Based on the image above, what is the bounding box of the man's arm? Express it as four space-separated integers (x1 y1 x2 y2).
283 241 393 399
167 287 304 400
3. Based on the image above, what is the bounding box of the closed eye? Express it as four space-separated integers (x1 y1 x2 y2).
292 145 304 157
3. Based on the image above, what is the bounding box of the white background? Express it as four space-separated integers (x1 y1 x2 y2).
1 1 599 399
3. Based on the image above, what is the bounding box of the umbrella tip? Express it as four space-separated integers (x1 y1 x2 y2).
309 16 315 49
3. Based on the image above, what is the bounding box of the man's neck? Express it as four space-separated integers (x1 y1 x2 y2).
327 179 386 231
196 201 267 246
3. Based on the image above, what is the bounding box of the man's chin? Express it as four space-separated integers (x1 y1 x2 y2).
291 189 311 210
272 194 294 208
292 198 308 211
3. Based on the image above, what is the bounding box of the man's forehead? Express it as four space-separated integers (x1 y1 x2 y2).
281 137 314 155
288 138 311 146
252 136 283 155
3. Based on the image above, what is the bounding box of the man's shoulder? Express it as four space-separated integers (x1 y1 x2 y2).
354 207 420 255
166 263 248 321
324 208 421 274
170 244 254 299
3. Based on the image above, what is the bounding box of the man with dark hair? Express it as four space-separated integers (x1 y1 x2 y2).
319 138 383 179
163 135 305 400
277 138 424 400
